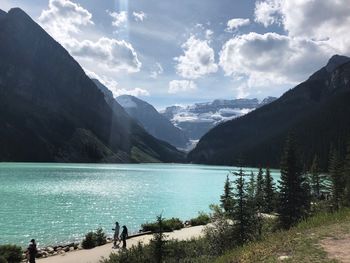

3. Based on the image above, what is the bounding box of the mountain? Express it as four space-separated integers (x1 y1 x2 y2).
114 94 189 149
161 97 276 141
0 8 184 163
189 55 350 169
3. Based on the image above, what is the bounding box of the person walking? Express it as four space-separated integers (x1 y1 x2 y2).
120 225 128 249
27 239 37 263
112 222 120 248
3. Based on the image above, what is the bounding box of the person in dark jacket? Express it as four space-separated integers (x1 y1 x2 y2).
27 239 37 263
112 221 120 248
120 225 128 248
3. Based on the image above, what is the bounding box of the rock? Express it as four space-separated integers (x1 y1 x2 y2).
69 247 74 252
278 255 290 261
63 246 70 252
46 247 54 253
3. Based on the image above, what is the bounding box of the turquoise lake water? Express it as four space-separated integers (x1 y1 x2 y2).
0 163 280 247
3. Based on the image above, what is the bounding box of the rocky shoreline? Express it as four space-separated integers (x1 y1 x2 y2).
21 238 113 261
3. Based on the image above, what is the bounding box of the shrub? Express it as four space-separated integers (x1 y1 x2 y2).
101 239 214 263
82 232 96 249
141 218 183 232
0 245 22 263
0 256 7 263
190 212 210 226
95 228 107 246
101 242 152 263
82 228 107 249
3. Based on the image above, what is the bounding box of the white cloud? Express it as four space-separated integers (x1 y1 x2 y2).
205 29 214 40
226 18 250 32
38 0 93 41
168 80 197 94
254 0 282 27
254 0 350 54
236 83 250 99
108 10 127 27
85 69 149 97
67 37 141 73
133 11 146 22
39 1 141 73
150 62 164 79
175 36 218 79
281 0 350 54
221 0 350 97
118 87 150 97
220 32 334 84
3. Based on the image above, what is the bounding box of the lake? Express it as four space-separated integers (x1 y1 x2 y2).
0 163 280 246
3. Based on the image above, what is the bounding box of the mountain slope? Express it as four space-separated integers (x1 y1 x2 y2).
161 97 276 141
114 94 189 149
0 8 184 163
189 55 350 168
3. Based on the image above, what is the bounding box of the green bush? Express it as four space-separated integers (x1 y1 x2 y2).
0 245 22 263
101 239 214 263
190 212 210 226
141 218 184 232
95 228 107 246
82 232 96 249
102 242 151 263
82 228 107 249
0 256 7 263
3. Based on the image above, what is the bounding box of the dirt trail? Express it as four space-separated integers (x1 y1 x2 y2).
321 235 350 263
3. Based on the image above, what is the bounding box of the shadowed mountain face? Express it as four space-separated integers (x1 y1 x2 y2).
0 8 184 163
115 94 189 149
189 55 350 168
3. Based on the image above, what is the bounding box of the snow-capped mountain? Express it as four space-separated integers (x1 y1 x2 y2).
161 97 277 142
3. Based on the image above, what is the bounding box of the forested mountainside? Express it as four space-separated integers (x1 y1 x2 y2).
0 8 184 163
189 55 350 169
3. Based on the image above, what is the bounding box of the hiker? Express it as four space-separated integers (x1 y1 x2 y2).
120 225 128 248
27 239 37 263
112 221 120 248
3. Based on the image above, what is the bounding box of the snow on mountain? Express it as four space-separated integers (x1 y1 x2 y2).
161 97 276 141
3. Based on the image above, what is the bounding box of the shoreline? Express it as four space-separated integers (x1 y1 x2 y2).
36 225 206 263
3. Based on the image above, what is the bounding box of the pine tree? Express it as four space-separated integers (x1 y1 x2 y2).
310 155 322 199
263 167 275 213
255 168 265 212
151 215 167 263
233 168 256 244
343 139 350 206
329 147 345 210
278 135 310 229
220 175 235 216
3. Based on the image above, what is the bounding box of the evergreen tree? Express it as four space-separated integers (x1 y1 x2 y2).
255 168 265 212
343 139 350 206
151 215 167 263
220 175 235 216
233 168 256 244
278 135 310 229
310 155 326 199
329 147 345 210
247 172 256 201
263 167 275 213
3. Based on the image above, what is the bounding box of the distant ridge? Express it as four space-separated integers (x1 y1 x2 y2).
161 97 277 141
115 94 189 149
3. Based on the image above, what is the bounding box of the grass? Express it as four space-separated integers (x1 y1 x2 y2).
215 209 350 263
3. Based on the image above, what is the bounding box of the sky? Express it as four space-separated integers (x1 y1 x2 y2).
2 0 350 109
